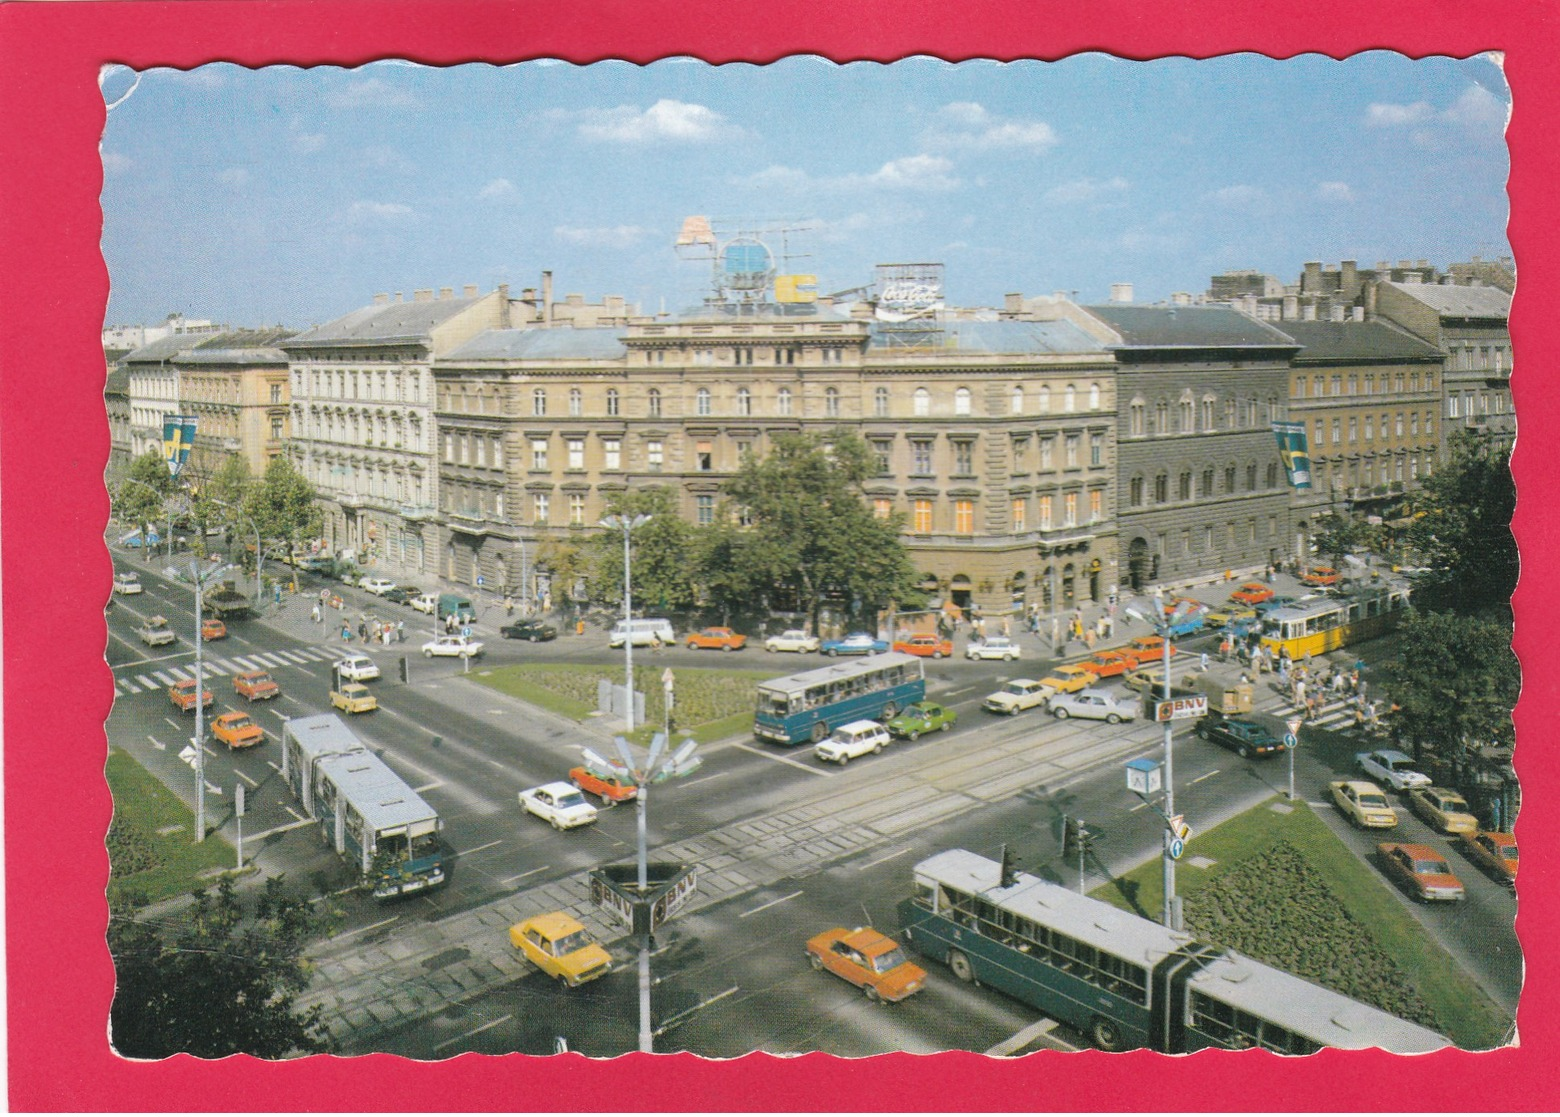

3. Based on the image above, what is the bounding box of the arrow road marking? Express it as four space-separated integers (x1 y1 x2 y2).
148 735 166 752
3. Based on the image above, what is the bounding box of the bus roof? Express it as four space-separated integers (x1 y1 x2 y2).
286 713 440 834
756 651 922 694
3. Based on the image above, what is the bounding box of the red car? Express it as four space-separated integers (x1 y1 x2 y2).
891 634 954 659
1124 635 1178 662
1229 582 1275 606
805 926 927 1003
1377 842 1466 902
168 678 213 712
1462 830 1518 888
685 627 746 652
233 670 280 702
1300 566 1340 587
1084 649 1140 678
201 617 227 640
568 765 638 806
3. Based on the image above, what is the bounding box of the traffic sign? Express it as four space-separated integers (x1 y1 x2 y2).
1169 837 1186 860
1286 716 1303 737
1283 732 1298 750
1155 695 1208 722
179 744 199 768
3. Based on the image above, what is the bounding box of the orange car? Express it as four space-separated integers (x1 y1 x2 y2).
1300 566 1340 587
891 634 954 659
1229 582 1275 606
1124 635 1178 662
233 670 280 702
1377 842 1466 902
1462 830 1518 888
201 617 227 640
569 765 639 806
685 627 747 652
805 926 927 1003
211 711 265 749
1085 649 1140 678
169 678 213 712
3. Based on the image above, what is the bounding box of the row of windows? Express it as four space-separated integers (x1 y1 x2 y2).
299 410 426 451
672 344 850 367
1293 369 1437 398
1449 344 1509 374
1128 463 1283 506
305 457 428 506
297 368 428 404
1313 411 1435 446
442 430 505 469
1126 395 1281 437
1312 453 1432 490
867 491 1104 535
1447 389 1511 418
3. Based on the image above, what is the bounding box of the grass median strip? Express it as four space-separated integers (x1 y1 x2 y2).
1092 796 1512 1049
107 747 236 906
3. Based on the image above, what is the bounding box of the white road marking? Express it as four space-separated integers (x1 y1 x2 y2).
500 865 550 885
147 734 166 751
434 1014 512 1052
135 675 156 689
985 1018 1071 1056
739 890 803 919
247 818 314 842
154 670 178 685
1129 800 1150 812
728 740 832 776
858 847 915 871
235 769 259 788
413 780 444 793
284 805 306 822
679 771 729 789
229 656 261 671
455 839 502 858
1191 769 1221 784
654 987 739 1037
324 915 401 944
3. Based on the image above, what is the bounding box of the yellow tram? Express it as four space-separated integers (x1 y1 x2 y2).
1258 584 1411 660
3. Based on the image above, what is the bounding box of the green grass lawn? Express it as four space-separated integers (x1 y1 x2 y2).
471 662 770 746
1092 796 1512 1049
106 748 238 907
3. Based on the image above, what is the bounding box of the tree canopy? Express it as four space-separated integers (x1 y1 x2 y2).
586 487 698 613
1405 430 1516 617
114 449 179 537
1385 609 1519 769
247 454 322 557
109 876 331 1059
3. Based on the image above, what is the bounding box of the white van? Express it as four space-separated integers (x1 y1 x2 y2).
814 720 892 765
608 617 676 648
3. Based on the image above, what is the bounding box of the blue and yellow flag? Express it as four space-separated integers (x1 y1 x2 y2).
163 415 197 478
1271 421 1312 490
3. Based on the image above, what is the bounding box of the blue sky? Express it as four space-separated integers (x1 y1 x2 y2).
100 53 1509 330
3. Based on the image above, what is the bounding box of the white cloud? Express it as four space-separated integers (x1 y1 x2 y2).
1043 176 1129 205
294 132 327 154
1442 84 1507 132
1207 184 1265 207
553 224 652 247
325 77 420 110
479 178 517 199
1315 180 1355 203
925 101 1058 152
731 154 958 194
347 200 413 222
101 151 132 174
218 167 249 186
1365 100 1436 127
575 99 744 144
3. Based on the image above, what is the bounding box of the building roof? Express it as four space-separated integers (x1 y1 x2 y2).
1380 281 1510 319
444 327 628 362
104 366 130 396
121 333 205 364
1083 304 1299 350
1275 320 1443 363
285 296 485 347
180 328 295 365
868 319 1108 355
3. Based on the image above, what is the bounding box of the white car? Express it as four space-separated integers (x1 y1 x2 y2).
1047 688 1139 723
966 636 1019 661
813 720 892 765
519 782 599 830
983 679 1053 715
408 593 439 614
113 571 143 595
765 629 821 654
1356 748 1432 792
422 635 484 658
332 654 380 682
359 576 397 596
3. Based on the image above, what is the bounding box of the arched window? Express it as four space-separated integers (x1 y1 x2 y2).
1154 400 1169 433
1178 393 1194 432
696 387 711 416
1201 396 1215 430
954 387 972 416
1178 471 1192 500
1154 473 1168 503
569 388 582 416
1224 464 1237 492
1266 462 1279 488
1036 385 1051 413
913 387 931 417
1011 385 1024 414
1246 463 1257 491
874 386 890 417
736 387 752 416
1129 475 1145 506
1129 399 1145 437
1064 384 1077 413
1201 467 1214 497
647 388 662 417
1088 382 1101 410
824 387 840 418
777 387 793 416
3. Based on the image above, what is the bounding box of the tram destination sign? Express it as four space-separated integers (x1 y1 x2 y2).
1156 695 1208 722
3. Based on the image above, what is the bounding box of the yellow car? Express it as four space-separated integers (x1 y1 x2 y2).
1039 663 1098 696
330 682 378 714
1407 787 1480 835
1330 779 1398 830
509 912 612 987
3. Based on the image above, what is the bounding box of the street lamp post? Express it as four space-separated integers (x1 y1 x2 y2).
600 513 650 732
187 555 227 843
210 497 263 609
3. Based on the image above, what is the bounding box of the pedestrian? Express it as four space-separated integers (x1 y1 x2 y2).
1278 658 1289 685
397 620 405 642
341 624 352 641
358 620 367 641
311 603 321 625
1199 651 1209 673
505 595 514 615
1002 616 1011 639
1294 679 1306 708
1083 628 1096 650
1219 636 1232 662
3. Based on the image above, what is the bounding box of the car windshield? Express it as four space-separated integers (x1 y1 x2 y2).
1414 859 1452 875
1443 797 1469 812
1385 757 1414 771
1359 793 1390 808
250 674 272 685
556 791 587 810
228 717 254 730
1003 684 1027 695
550 930 592 956
1499 844 1518 859
872 948 908 972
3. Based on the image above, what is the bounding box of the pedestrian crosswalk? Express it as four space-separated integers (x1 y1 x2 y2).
112 644 352 696
1269 692 1392 741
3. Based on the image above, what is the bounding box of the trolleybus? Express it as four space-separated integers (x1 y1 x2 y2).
1258 584 1410 661
897 848 1447 1054
754 652 926 745
281 713 447 899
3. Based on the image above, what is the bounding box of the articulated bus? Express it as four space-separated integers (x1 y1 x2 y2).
754 652 926 745
281 713 447 900
898 849 1447 1054
1258 584 1410 661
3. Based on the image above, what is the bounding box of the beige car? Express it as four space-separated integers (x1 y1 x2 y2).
330 682 378 714
1330 779 1398 829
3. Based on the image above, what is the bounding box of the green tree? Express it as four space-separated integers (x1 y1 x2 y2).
723 432 919 628
1309 508 1376 573
1385 610 1519 775
586 487 697 612
691 513 757 624
114 449 178 542
198 453 255 541
247 454 322 561
1406 430 1516 617
537 537 588 611
109 876 332 1059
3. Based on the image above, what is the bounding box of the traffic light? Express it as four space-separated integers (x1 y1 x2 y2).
999 843 1020 888
1062 816 1081 855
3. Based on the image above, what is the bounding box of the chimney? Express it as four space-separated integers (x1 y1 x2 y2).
542 270 553 328
1376 261 1389 272
1353 306 1364 322
606 295 625 315
1004 293 1023 314
463 284 478 298
1303 261 1322 293
394 292 404 302
1341 259 1358 292
1472 254 1483 263
497 283 509 301
1052 290 1069 302
373 292 389 306
1398 259 1411 269
1282 294 1299 320
1109 282 1133 303
1301 302 1317 321
439 286 453 300
414 288 433 302
1416 259 1429 268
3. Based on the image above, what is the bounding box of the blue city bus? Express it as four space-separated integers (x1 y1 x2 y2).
753 652 926 745
898 849 1448 1054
